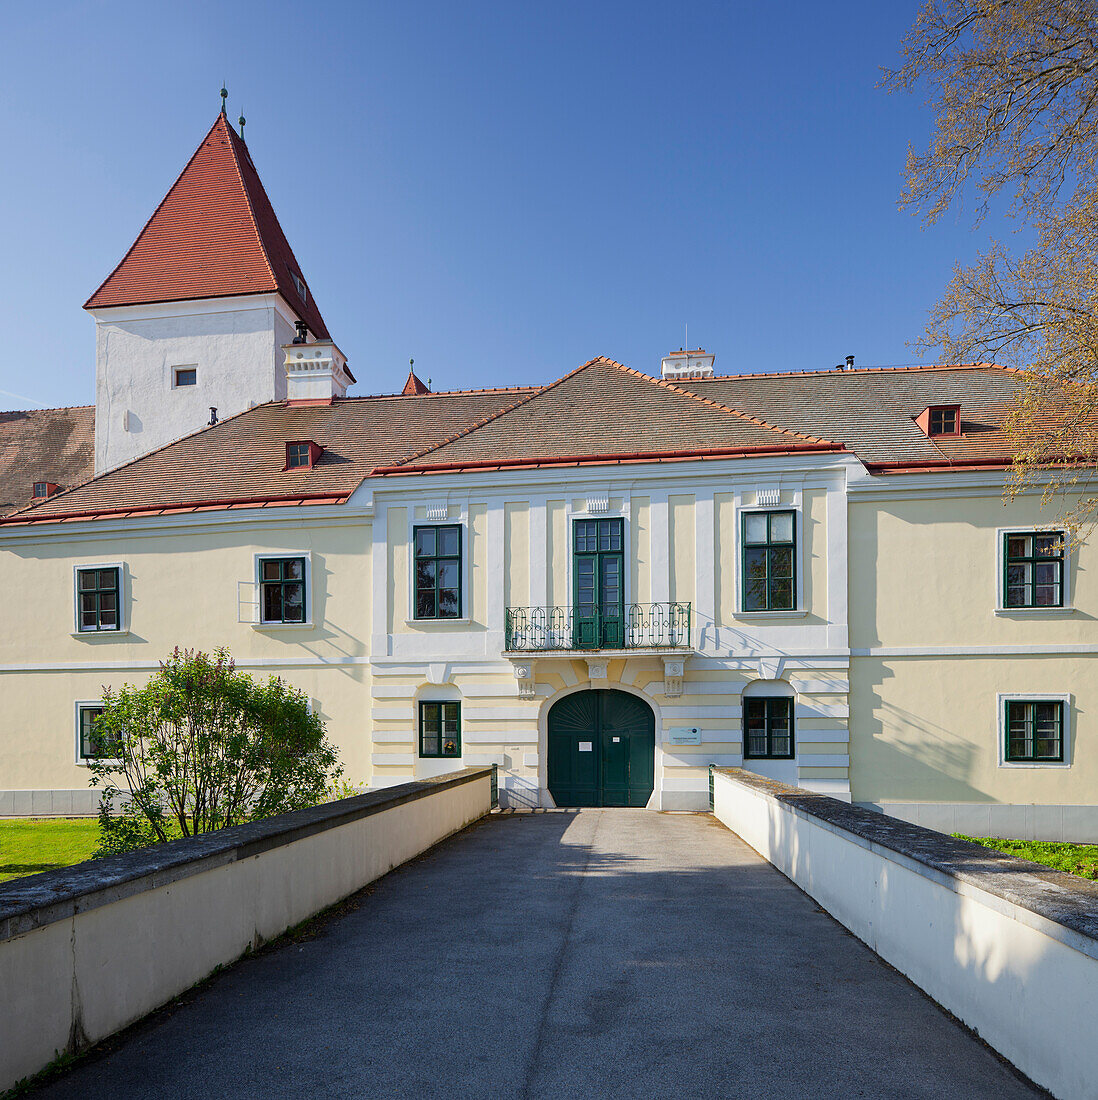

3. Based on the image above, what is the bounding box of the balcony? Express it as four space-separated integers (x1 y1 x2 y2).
504 602 692 653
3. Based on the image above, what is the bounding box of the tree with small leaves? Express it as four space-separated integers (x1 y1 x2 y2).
888 0 1098 528
87 647 341 855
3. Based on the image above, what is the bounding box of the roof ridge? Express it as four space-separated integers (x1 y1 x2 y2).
0 404 95 415
221 116 280 293
343 384 541 401
3 401 275 520
379 357 609 469
611 363 839 445
685 362 1014 382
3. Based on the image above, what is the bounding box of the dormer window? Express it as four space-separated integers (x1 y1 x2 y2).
916 404 962 438
285 440 322 470
32 481 59 499
291 271 308 304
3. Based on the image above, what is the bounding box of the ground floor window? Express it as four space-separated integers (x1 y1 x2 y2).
77 704 118 762
1004 699 1064 763
419 701 461 758
743 697 794 759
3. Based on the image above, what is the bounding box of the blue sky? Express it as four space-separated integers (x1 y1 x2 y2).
1 1 1007 408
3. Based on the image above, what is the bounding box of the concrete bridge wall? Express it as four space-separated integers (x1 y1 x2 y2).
712 767 1098 1100
0 768 493 1092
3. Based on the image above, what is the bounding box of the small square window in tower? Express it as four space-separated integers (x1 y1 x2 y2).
173 366 197 388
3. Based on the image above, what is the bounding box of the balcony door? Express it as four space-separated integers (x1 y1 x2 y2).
573 518 624 649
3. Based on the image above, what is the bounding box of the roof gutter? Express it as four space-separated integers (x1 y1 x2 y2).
372 441 846 476
0 490 350 527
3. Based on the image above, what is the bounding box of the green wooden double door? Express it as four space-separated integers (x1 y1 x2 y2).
547 690 655 807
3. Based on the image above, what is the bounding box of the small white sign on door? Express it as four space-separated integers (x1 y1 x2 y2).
667 727 702 745
578 741 593 752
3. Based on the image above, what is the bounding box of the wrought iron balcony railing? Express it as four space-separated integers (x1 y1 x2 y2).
504 602 691 652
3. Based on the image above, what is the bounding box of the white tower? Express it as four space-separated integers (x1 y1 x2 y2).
85 111 347 473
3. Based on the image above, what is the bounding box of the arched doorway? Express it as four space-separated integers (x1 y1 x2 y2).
547 690 655 807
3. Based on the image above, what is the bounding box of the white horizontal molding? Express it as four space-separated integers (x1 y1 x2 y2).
461 731 539 746
462 706 539 722
464 753 505 766
853 644 1098 657
662 753 743 768
795 702 849 719
788 678 850 695
370 731 414 744
796 753 850 767
370 753 415 766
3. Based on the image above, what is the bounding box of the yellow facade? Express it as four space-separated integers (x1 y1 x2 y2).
1 457 1095 834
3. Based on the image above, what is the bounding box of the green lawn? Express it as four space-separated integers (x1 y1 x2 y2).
0 818 100 883
954 835 1098 880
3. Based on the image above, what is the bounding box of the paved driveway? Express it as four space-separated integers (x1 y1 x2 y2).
34 811 1038 1099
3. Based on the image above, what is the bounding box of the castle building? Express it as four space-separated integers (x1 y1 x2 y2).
1 110 1094 839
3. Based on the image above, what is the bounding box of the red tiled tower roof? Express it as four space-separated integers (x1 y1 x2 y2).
402 368 431 396
84 113 329 339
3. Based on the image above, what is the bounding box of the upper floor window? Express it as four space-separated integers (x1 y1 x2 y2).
76 566 121 632
743 697 794 759
742 510 795 611
414 525 462 619
419 701 461 758
77 704 119 762
173 366 197 388
260 556 307 623
1004 531 1064 608
1004 699 1064 763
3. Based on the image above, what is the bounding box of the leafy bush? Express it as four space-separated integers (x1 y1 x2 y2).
88 648 341 855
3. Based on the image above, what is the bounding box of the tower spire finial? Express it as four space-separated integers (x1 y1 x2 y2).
238 108 246 138
220 85 228 116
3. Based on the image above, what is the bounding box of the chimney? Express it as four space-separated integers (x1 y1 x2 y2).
292 320 308 345
845 354 855 370
209 407 218 426
283 339 353 403
661 347 715 380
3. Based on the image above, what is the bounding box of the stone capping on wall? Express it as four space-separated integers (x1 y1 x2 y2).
0 768 493 944
713 767 1098 958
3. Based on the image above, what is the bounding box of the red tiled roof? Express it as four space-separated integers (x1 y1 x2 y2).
376 357 840 474
0 389 539 525
84 113 329 340
0 406 95 516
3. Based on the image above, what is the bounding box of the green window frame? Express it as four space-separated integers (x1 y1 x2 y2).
742 510 796 611
743 697 794 760
414 524 462 619
76 567 121 632
77 704 119 761
259 556 307 623
419 701 461 758
1004 699 1064 763
1003 531 1064 608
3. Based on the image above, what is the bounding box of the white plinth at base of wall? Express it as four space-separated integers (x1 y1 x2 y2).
859 801 1098 844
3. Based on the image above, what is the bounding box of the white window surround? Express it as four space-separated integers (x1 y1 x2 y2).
732 498 804 618
406 507 470 626
996 692 1073 769
72 562 128 637
171 364 198 389
252 551 314 629
994 526 1074 615
74 700 121 767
